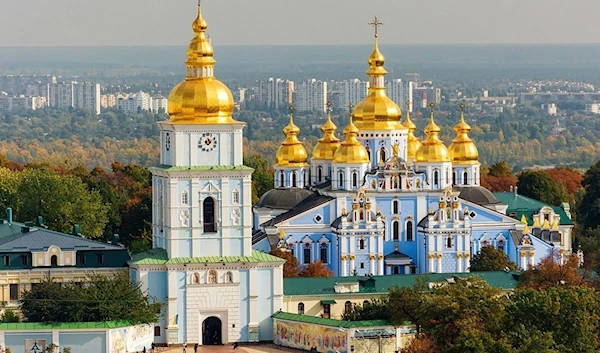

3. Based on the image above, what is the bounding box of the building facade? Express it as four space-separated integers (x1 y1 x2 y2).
294 79 328 112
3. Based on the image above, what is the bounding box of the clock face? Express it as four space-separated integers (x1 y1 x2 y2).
165 133 171 151
199 133 217 152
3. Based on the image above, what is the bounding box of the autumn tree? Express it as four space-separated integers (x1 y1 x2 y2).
299 260 333 278
519 253 588 290
481 161 517 192
517 170 564 206
269 249 300 277
579 159 600 229
244 153 274 204
469 245 518 272
401 336 442 353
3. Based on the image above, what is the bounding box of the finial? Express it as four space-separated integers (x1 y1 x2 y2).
279 228 285 239
326 101 333 112
459 102 466 122
368 16 384 38
405 99 411 109
428 102 436 121
288 104 295 115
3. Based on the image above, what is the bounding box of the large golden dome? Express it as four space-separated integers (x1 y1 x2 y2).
448 104 479 164
415 104 450 162
275 113 308 167
312 110 341 160
403 101 421 162
352 29 404 131
168 4 237 125
333 115 370 164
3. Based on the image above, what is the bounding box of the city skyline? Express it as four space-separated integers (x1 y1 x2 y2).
1 0 599 47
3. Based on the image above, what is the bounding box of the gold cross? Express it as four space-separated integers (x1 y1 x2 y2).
368 16 384 37
459 102 466 112
429 102 435 113
348 103 354 111
288 104 295 115
405 99 411 108
327 101 333 111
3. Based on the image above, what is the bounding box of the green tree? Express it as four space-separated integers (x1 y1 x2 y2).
244 153 274 204
517 170 564 206
488 161 514 177
0 309 20 323
579 159 600 229
470 246 518 272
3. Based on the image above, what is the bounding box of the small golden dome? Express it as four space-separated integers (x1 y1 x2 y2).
275 112 308 167
168 4 237 125
403 101 421 162
448 104 479 164
352 26 404 131
333 114 370 164
312 110 341 160
415 104 450 162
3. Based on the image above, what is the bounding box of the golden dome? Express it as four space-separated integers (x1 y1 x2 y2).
275 112 308 167
333 114 370 164
448 103 479 164
312 110 341 160
415 104 450 163
168 4 237 125
352 22 404 131
403 100 421 162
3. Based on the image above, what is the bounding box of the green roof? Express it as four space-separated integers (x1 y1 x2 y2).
283 272 520 296
493 192 574 226
153 165 253 172
0 321 132 331
273 311 391 328
130 248 285 265
321 300 337 305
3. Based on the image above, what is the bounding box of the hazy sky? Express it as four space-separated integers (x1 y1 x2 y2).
1 0 599 46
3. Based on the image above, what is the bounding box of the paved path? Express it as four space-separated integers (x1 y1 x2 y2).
158 344 288 353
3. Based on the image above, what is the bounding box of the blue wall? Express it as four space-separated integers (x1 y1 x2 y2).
5 333 53 353
239 270 249 342
59 332 106 353
148 271 168 342
256 269 274 341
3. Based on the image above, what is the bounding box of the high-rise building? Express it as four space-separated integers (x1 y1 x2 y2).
294 79 327 112
386 79 414 112
116 91 152 114
152 96 168 113
340 79 369 111
253 78 294 109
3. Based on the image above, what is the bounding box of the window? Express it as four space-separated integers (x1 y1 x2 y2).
366 148 371 162
379 148 386 162
338 171 344 188
225 271 233 283
393 266 399 274
78 253 86 265
3 255 9 267
406 221 414 241
154 326 161 337
192 273 200 284
453 172 456 185
21 255 27 266
9 284 18 301
298 303 305 315
446 236 453 248
434 170 439 186
292 172 298 187
360 262 364 269
345 301 352 314
393 221 400 241
463 171 468 185
352 171 358 188
392 200 399 214
181 190 188 205
322 304 331 319
279 171 285 187
232 190 240 204
51 255 58 267
359 238 365 250
317 166 323 182
320 243 328 264
498 240 505 252
97 253 104 265
203 197 217 233
208 269 217 284
303 243 311 264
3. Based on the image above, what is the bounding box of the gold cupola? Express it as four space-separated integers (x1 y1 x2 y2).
333 114 370 164
312 107 341 160
415 103 450 162
167 4 237 124
352 17 404 131
403 100 421 162
448 103 479 164
275 109 309 167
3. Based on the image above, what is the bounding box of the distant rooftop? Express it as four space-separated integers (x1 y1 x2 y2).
493 192 573 226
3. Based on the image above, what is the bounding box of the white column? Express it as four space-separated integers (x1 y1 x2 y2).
341 257 347 276
457 255 463 272
369 256 375 275
520 251 526 270
437 254 443 273
378 257 384 275
249 268 258 325
350 256 356 275
428 254 434 272
465 254 470 272
404 264 410 274
529 251 535 268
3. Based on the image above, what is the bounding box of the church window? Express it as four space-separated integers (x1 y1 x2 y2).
393 266 399 274
303 243 311 264
279 171 285 187
323 304 331 318
208 270 217 284
463 171 468 185
393 221 400 241
292 172 298 187
203 197 217 233
303 170 307 186
392 199 399 214
320 243 328 263
352 171 358 188
406 221 414 241
232 190 240 204
338 171 344 188
192 273 200 284
497 240 505 252
359 238 365 250
225 271 233 283
453 172 456 185
366 148 371 162
317 166 323 182
154 326 161 337
3 255 9 267
446 236 453 248
379 148 387 162
344 301 352 314
360 262 365 269
181 190 189 205
359 210 364 220
434 170 439 186
298 303 304 315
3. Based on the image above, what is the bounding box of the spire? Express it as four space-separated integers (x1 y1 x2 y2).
275 105 308 167
449 102 479 163
520 214 528 225
186 2 216 74
551 219 560 230
533 217 541 228
312 102 341 160
523 224 530 235
415 103 450 162
366 16 387 77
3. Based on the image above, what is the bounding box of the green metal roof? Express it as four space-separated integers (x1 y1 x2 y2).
283 272 520 296
493 192 574 226
0 321 132 331
130 248 285 265
321 300 337 305
273 311 391 328
153 165 253 172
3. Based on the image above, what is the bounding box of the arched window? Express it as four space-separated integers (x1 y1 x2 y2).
345 301 352 314
292 172 298 187
497 240 505 252
392 200 399 214
446 236 453 248
203 197 217 233
338 171 344 188
279 171 285 187
317 166 323 182
181 190 188 205
359 238 365 250
208 269 217 284
192 273 200 284
393 221 400 241
303 170 307 186
366 148 371 162
434 170 439 186
50 255 58 267
453 172 456 185
320 243 328 263
379 148 386 162
303 243 311 264
232 190 240 204
352 171 358 188
298 302 305 315
463 171 468 185
225 271 233 283
406 220 414 241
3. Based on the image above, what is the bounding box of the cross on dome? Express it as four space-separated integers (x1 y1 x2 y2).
368 16 384 38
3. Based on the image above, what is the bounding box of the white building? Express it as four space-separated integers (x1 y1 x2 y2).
294 79 327 112
0 95 45 112
28 82 101 115
116 91 153 113
152 96 168 113
341 79 369 111
541 103 557 116
386 79 414 112
585 102 600 114
254 78 294 109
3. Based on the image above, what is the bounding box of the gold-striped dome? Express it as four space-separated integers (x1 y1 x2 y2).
352 25 404 131
415 104 450 162
403 100 421 162
333 114 370 164
312 110 341 160
448 104 479 164
275 113 308 167
168 4 237 124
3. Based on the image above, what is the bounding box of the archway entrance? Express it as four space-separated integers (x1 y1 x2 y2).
202 316 222 345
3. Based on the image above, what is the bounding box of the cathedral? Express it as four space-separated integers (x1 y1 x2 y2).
252 20 574 276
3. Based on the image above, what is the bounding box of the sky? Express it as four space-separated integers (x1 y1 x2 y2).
1 0 599 47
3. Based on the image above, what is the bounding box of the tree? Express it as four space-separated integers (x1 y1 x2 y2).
269 249 300 277
517 170 564 206
519 253 588 290
579 159 600 229
299 260 333 277
0 309 20 323
401 336 442 353
469 245 518 271
488 161 514 178
244 153 274 204
341 298 389 321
